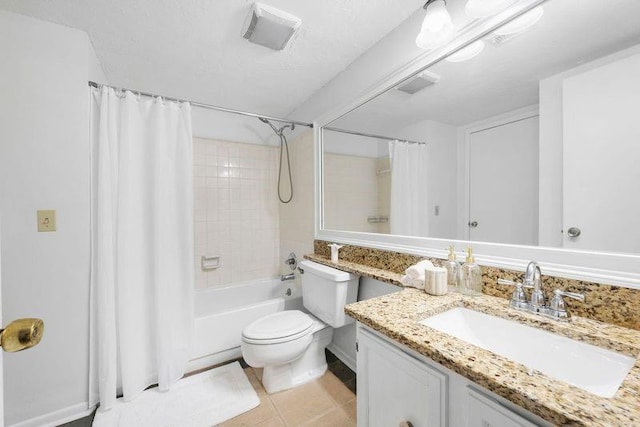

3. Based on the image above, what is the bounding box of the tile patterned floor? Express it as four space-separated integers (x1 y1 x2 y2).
58 351 356 427
218 367 356 427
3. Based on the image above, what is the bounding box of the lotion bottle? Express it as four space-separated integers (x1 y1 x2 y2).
459 247 482 296
442 246 459 293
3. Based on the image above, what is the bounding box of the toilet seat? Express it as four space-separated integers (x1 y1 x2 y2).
242 310 313 345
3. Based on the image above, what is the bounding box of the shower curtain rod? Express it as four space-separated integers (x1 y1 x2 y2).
88 81 314 128
323 126 427 145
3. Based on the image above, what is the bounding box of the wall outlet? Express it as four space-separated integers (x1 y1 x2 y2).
37 210 56 232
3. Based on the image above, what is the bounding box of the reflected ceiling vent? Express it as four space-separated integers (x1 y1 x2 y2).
242 3 302 51
395 71 441 95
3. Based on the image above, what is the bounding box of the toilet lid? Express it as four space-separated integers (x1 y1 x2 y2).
242 310 313 341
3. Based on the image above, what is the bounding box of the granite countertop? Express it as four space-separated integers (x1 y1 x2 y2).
304 254 405 287
303 254 640 425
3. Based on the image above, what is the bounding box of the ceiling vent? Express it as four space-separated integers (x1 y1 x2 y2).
242 3 301 51
396 71 441 95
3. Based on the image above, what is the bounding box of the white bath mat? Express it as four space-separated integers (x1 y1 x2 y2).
92 362 259 427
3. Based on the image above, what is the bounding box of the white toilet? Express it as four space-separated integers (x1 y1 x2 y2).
241 260 359 393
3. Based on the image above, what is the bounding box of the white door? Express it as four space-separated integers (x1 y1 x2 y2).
0 222 45 427
0 223 4 427
468 116 539 245
562 52 640 253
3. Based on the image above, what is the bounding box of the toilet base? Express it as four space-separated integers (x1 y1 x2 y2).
261 326 333 394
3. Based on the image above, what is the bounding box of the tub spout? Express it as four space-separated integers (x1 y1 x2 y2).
280 273 295 281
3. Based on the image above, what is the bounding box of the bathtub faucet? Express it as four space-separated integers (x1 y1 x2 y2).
280 273 295 281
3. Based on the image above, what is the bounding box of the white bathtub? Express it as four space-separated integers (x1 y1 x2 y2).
188 277 304 371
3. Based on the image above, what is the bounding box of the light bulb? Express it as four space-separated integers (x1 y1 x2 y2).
416 0 455 50
422 0 452 32
494 6 544 36
445 40 485 62
465 0 518 19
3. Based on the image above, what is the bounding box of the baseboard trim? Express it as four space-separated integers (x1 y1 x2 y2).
8 402 96 427
327 343 356 372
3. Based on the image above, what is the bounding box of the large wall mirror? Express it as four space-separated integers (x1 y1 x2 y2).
317 0 640 286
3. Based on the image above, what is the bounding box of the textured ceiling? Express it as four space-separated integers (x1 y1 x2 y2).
0 0 424 118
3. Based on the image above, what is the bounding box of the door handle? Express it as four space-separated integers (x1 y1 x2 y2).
567 227 581 238
0 318 44 352
468 221 478 228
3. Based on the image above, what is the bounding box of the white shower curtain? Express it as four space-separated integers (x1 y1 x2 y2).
389 140 430 237
89 86 194 411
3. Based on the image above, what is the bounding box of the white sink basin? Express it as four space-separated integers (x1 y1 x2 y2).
419 307 636 398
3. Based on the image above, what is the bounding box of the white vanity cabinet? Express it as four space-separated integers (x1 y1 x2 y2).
356 325 550 427
357 327 447 427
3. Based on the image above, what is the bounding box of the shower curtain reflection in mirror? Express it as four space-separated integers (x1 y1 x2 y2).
389 140 430 237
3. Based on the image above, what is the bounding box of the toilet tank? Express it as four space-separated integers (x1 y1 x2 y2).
299 260 360 328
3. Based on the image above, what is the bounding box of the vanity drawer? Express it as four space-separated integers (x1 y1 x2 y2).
467 387 538 427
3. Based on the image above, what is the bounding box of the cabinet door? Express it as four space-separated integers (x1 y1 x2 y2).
467 388 538 427
357 328 447 427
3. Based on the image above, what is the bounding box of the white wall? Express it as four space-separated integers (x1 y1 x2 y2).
395 119 458 239
0 11 105 426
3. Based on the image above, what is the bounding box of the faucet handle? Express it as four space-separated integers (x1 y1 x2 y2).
550 289 585 307
497 279 531 309
548 289 585 320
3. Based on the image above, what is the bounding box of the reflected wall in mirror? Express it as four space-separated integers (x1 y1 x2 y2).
322 0 640 255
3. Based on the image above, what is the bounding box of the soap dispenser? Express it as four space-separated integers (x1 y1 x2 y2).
442 246 459 293
327 243 343 264
459 247 482 296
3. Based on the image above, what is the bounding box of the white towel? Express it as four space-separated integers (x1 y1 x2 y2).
400 274 425 289
405 260 434 279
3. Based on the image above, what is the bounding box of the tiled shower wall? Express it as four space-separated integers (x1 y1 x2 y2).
193 137 280 288
324 153 390 233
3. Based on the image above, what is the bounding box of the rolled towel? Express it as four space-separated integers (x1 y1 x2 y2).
400 274 425 290
406 260 434 279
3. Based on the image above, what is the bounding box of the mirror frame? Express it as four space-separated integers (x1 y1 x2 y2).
314 0 640 289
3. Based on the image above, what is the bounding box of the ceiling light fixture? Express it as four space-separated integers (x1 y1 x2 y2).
493 6 544 36
445 40 485 62
415 0 455 50
465 0 518 19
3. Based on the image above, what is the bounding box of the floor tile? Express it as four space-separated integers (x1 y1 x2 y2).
317 372 355 405
341 398 357 422
256 416 286 426
217 388 278 426
244 368 267 396
301 407 355 427
269 381 337 426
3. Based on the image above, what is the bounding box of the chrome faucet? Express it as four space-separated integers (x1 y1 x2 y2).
524 261 545 310
281 252 297 281
497 261 585 321
280 273 295 281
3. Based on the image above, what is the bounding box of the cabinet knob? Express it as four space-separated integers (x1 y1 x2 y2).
399 422 413 427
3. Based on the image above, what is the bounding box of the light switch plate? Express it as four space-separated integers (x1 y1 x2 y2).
37 210 56 232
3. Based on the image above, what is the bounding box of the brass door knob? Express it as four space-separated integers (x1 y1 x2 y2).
0 318 44 352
